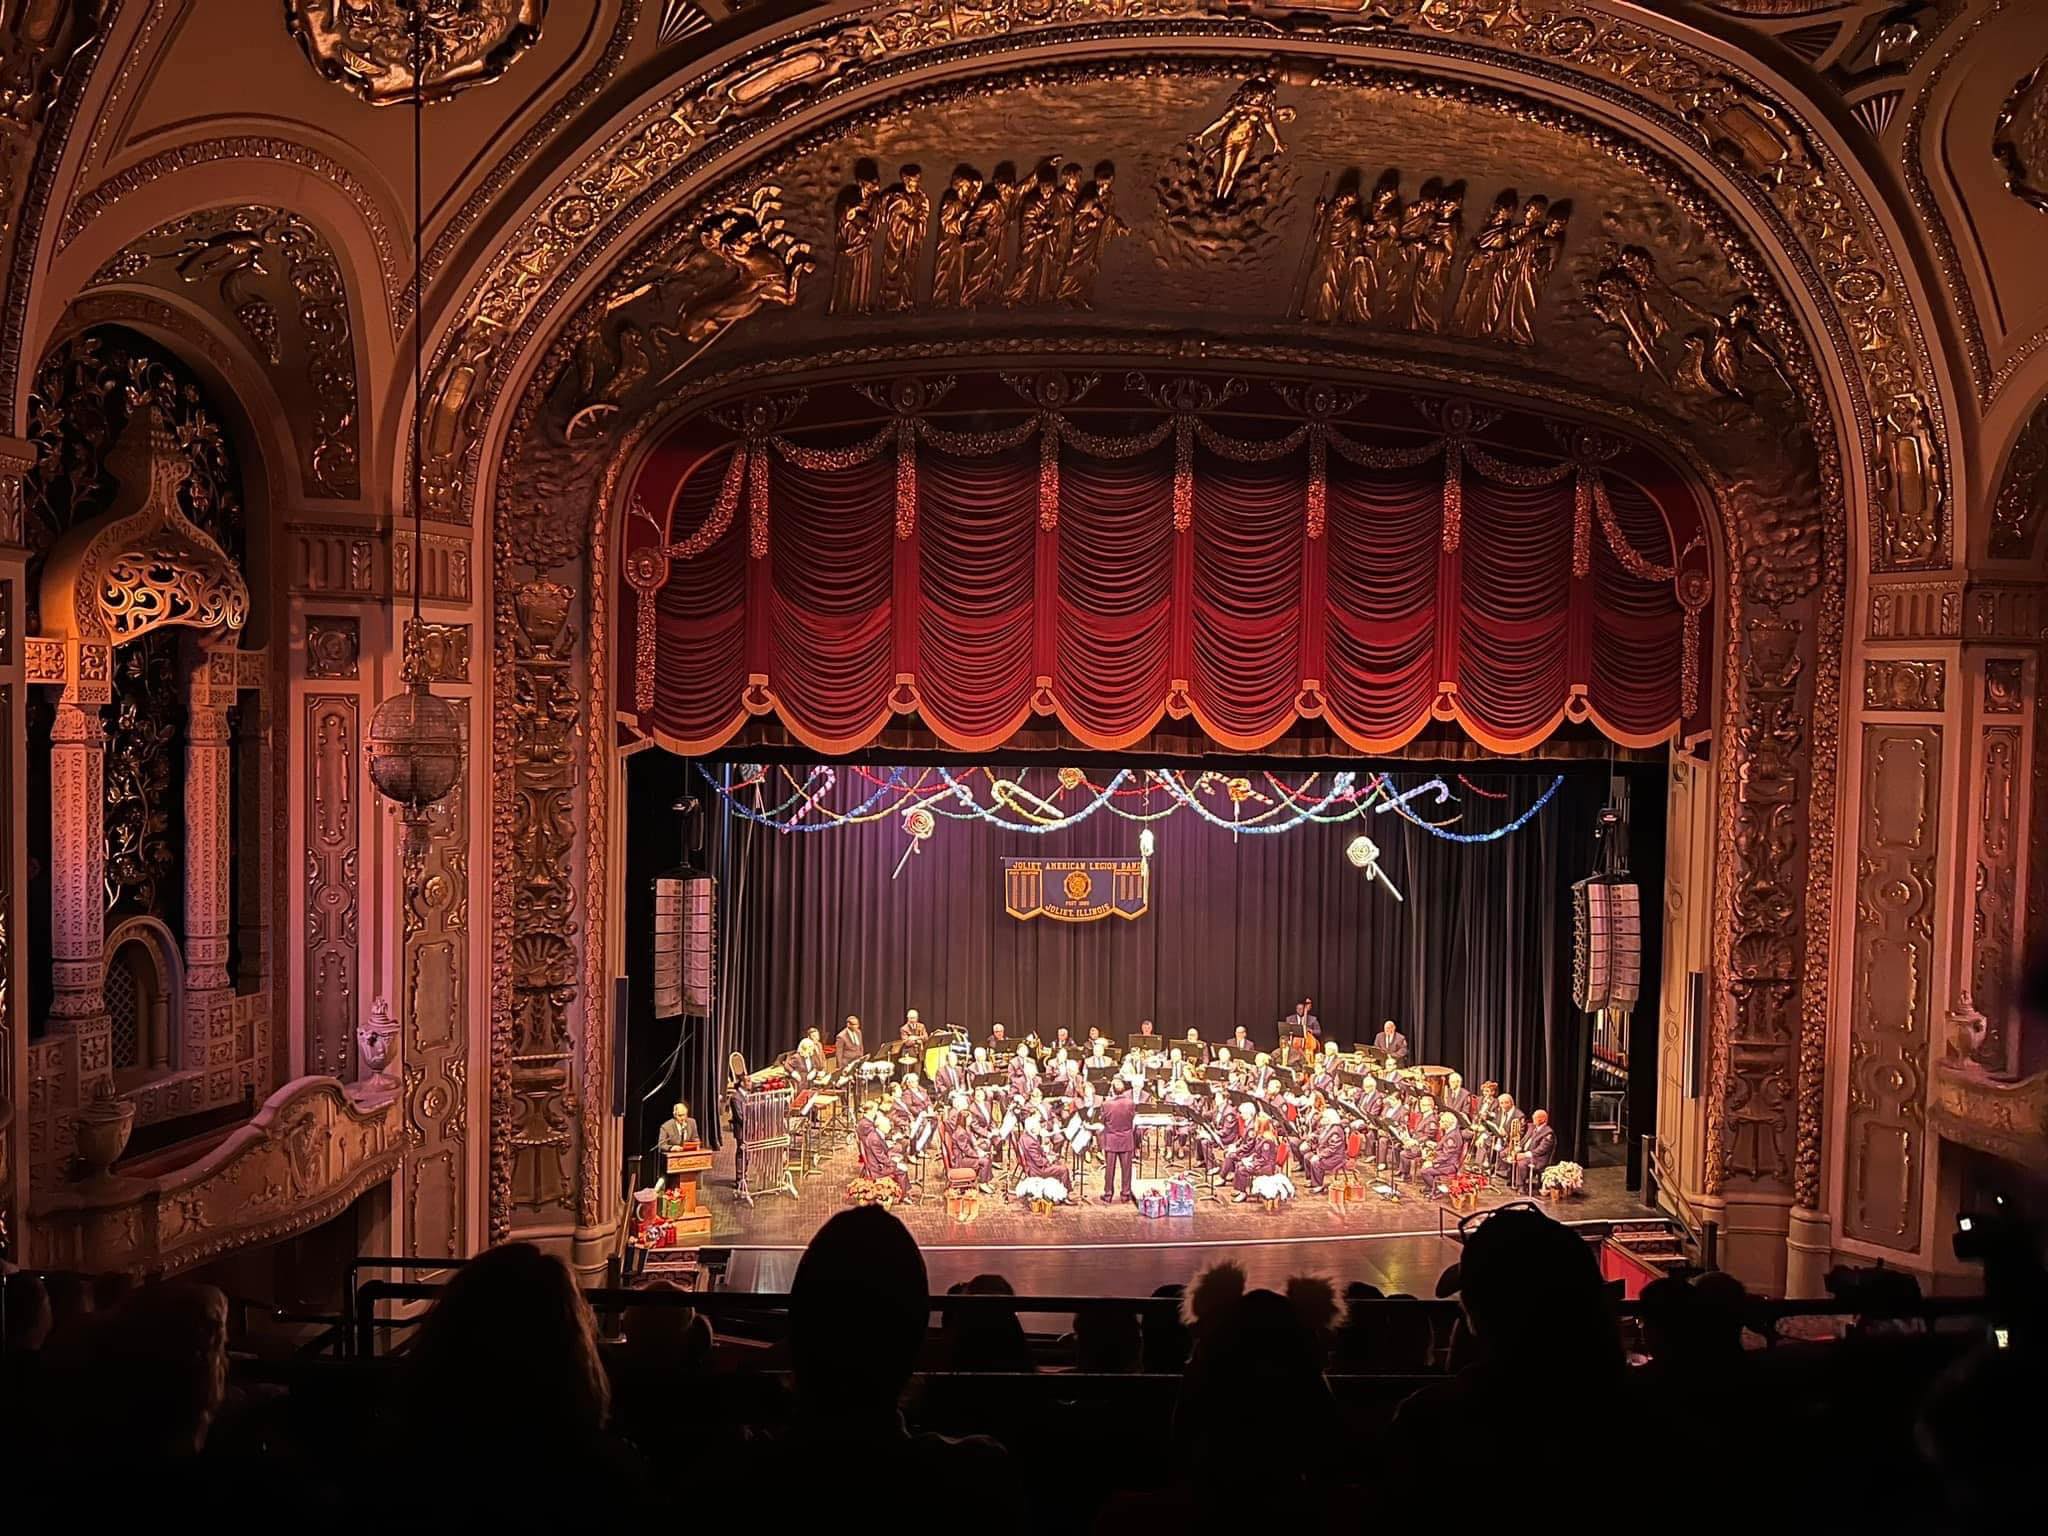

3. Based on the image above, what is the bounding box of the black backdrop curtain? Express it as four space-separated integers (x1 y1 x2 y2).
622 760 1655 1163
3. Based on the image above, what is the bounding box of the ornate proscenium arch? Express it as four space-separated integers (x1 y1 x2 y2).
455 3 1953 1288
618 367 1715 757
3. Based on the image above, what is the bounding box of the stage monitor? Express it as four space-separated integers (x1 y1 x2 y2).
653 873 716 1019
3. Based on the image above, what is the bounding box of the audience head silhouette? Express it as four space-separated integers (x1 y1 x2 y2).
791 1205 929 1421
1455 1204 1618 1376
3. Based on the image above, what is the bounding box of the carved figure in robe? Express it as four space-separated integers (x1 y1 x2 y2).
1876 394 1940 561
1057 166 1127 308
829 169 882 315
931 168 983 308
1005 162 1080 306
1407 185 1463 333
1498 197 1563 345
1299 190 1358 323
1449 192 1518 337
1679 294 1794 404
1385 182 1437 325
961 166 1021 307
875 165 930 312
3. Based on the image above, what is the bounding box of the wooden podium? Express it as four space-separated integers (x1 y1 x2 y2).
664 1145 715 1237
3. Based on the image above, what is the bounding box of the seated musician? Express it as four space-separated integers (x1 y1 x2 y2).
901 1009 928 1044
1488 1094 1525 1178
1198 1086 1237 1171
968 1085 997 1141
1251 1052 1275 1092
1052 1026 1074 1054
856 1104 911 1199
933 1052 966 1098
656 1101 699 1151
1399 1096 1439 1182
1312 1043 1344 1099
1373 1088 1406 1170
805 1026 827 1059
1166 1046 1190 1086
971 1044 994 1079
896 1071 931 1121
1512 1108 1555 1192
1372 1019 1409 1065
1013 1113 1071 1204
1229 1025 1254 1057
1220 1102 1262 1188
1304 1106 1350 1193
1046 1048 1079 1098
1420 1112 1467 1198
1085 1033 1114 1069
1181 1027 1207 1064
1474 1079 1501 1133
1137 1018 1158 1041
1232 1121 1291 1203
1008 1043 1039 1102
1442 1071 1477 1118
1284 996 1321 1047
834 1014 864 1071
987 1021 1008 1048
941 1095 994 1189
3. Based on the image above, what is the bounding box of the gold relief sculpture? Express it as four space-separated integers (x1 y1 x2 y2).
1862 659 1945 713
103 634 180 920
1875 394 1941 567
930 167 982 307
1989 399 2048 559
569 188 812 435
1579 243 1791 412
1006 161 1083 306
286 0 548 105
505 581 581 1215
876 165 930 312
403 619 471 685
1300 173 1560 344
1994 63 2048 215
1152 79 1299 269
1058 164 1127 308
830 166 882 315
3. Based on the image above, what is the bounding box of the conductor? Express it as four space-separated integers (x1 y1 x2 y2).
1099 1079 1138 1204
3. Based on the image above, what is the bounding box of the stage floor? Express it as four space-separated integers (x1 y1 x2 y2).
688 1140 1645 1296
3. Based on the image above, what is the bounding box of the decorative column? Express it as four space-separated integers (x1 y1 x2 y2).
1 434 33 1253
183 645 238 1092
48 689 114 1101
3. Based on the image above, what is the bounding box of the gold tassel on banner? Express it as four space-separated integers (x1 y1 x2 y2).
1573 466 1594 579
747 440 771 559
1038 417 1061 530
1173 415 1195 532
1306 423 1327 541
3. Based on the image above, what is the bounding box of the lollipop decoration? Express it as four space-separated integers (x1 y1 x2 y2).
1347 833 1405 902
894 805 936 878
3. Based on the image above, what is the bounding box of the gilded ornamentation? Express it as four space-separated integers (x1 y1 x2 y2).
659 1 711 46
23 331 246 629
1580 244 1790 408
403 692 469 1259
1989 398 2048 559
47 411 250 646
403 619 471 684
1984 658 2025 715
1993 62 2048 215
25 1076 404 1274
104 634 181 920
1862 659 1945 713
286 0 548 106
566 187 813 436
88 206 362 498
1151 78 1297 269
1969 726 2020 1076
1874 394 1941 569
0 0 93 247
501 581 581 1221
306 617 361 680
305 695 360 1080
1928 1065 2048 1175
1843 724 1939 1252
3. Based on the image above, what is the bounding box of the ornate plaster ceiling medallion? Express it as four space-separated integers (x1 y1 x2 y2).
1994 62 2048 214
286 0 547 105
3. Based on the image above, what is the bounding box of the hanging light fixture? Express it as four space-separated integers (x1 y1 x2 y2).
369 2 463 864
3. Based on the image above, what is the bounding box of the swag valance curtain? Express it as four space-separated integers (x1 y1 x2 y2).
619 372 1714 755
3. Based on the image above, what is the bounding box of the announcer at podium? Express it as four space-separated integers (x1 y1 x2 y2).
657 1101 699 1151
1284 996 1321 1044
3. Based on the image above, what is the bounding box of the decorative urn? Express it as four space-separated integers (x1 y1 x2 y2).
72 1079 137 1183
358 996 401 1088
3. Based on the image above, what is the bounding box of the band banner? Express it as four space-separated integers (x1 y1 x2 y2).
1003 857 1149 922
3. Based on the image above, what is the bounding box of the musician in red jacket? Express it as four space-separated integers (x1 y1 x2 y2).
1231 1125 1280 1200
1304 1107 1351 1192
940 1097 993 1188
856 1106 910 1198
1099 1081 1138 1203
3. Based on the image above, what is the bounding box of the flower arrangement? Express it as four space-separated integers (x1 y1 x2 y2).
1541 1161 1585 1197
846 1175 900 1207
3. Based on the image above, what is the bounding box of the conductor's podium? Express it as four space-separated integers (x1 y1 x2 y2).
664 1144 715 1238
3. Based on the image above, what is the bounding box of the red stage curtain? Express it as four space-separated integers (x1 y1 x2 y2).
622 376 1704 756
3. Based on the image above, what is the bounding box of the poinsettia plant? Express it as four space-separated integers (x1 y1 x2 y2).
1542 1161 1585 1195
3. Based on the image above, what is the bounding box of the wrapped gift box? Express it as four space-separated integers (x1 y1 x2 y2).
1166 1173 1197 1217
1138 1188 1169 1218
